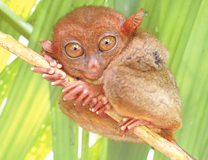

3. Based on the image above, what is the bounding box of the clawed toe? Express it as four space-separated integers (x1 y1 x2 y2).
119 118 153 136
89 95 111 116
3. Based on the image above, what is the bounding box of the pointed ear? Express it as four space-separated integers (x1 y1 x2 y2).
40 39 57 55
119 8 144 37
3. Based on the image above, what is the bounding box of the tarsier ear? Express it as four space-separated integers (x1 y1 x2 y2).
40 39 57 55
119 8 144 37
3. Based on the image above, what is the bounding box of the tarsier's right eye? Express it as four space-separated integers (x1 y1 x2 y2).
65 43 84 58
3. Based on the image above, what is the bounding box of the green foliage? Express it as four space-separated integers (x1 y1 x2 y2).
0 0 208 159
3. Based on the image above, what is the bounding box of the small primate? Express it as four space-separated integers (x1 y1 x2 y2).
32 6 194 159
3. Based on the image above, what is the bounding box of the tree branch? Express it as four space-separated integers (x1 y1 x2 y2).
0 31 193 160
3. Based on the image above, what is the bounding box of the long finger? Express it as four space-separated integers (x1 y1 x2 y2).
63 93 78 101
51 78 68 86
127 120 142 131
119 117 131 126
74 89 89 105
96 106 107 115
120 119 136 136
43 72 66 80
90 98 98 108
120 119 136 130
91 101 102 113
62 80 81 93
43 54 57 67
82 95 93 106
63 85 84 101
96 103 111 115
31 67 55 74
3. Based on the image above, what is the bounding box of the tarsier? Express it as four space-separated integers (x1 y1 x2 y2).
32 6 194 159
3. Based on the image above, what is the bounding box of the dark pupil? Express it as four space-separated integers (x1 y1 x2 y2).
105 41 109 45
73 47 77 50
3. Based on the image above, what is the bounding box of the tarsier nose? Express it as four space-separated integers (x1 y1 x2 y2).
88 56 100 72
85 56 102 80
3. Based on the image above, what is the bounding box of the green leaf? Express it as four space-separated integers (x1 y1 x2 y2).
0 62 52 160
0 59 21 107
106 140 151 160
24 114 52 160
51 102 79 160
0 1 33 38
81 130 90 160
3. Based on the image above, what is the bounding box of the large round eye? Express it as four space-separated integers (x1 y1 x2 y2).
99 36 116 51
65 43 84 58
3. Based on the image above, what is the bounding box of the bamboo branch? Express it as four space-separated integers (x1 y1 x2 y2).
0 31 193 160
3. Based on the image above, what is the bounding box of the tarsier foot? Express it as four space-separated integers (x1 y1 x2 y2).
31 54 68 87
62 80 103 106
89 94 112 116
119 118 155 137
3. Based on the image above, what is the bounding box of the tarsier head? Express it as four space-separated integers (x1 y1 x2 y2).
41 6 144 80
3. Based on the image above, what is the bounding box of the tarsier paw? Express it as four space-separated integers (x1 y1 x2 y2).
119 118 153 137
31 54 68 87
62 80 103 106
89 94 112 116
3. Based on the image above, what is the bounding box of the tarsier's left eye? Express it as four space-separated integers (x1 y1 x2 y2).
99 36 116 51
65 43 84 58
